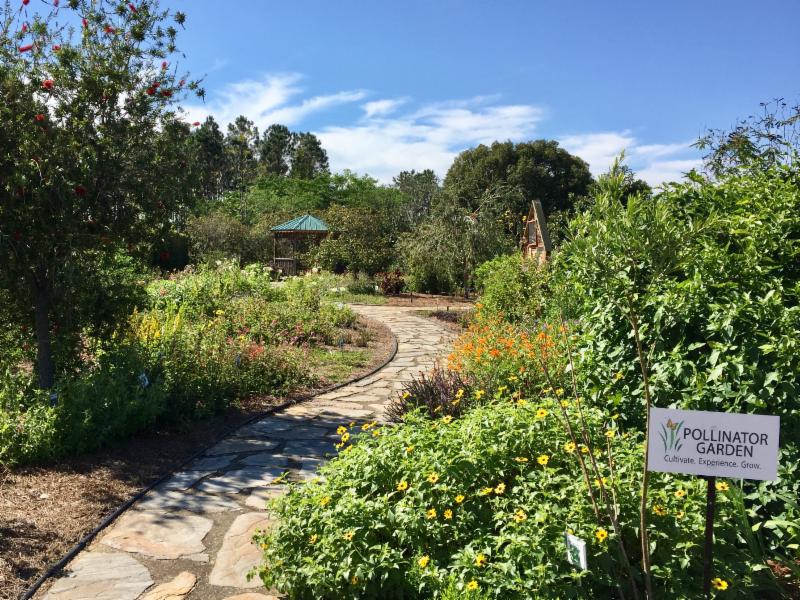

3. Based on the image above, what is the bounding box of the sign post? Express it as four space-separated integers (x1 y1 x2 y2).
647 407 780 597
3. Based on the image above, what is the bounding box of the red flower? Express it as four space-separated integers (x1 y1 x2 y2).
128 3 137 13
179 79 186 87
161 61 168 70
41 79 54 90
21 23 27 33
82 18 88 28
146 86 156 96
160 90 172 98
192 121 200 127
22 0 30 5
34 113 45 122
19 44 34 52
104 25 115 34
74 185 87 197
12 230 23 242
54 0 59 6
53 44 61 51
152 82 160 89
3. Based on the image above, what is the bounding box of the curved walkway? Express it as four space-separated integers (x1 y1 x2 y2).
40 306 455 600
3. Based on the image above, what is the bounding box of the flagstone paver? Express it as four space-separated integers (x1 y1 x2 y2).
40 305 455 599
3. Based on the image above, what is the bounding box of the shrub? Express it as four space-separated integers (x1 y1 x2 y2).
377 270 405 295
253 400 780 599
385 367 475 422
474 252 548 323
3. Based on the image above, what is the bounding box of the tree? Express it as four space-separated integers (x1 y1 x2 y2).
443 140 594 220
194 116 228 200
259 123 293 176
225 115 259 219
393 169 440 223
0 0 200 389
289 131 329 179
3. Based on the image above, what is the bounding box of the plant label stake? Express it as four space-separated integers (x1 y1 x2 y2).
647 407 780 596
564 532 588 571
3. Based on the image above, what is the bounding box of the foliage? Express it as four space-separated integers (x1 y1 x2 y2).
253 401 779 599
0 0 201 388
474 253 549 323
385 367 475 422
377 270 405 295
393 169 441 223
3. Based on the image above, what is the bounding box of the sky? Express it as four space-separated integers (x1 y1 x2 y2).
168 0 800 186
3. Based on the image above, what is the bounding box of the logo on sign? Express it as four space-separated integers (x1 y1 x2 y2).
658 418 684 453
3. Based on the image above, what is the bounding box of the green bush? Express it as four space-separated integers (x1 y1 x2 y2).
475 253 548 323
253 400 780 598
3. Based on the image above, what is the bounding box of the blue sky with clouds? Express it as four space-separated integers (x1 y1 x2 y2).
171 0 799 185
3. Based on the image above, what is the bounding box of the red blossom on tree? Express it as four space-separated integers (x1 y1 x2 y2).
53 44 61 51
73 185 87 197
21 23 27 33
22 0 30 5
41 79 54 90
179 79 185 86
145 86 156 95
104 25 115 34
12 231 23 241
128 3 137 13
192 121 200 126
82 18 88 28
34 114 45 122
160 89 171 98
19 44 33 52
161 61 168 69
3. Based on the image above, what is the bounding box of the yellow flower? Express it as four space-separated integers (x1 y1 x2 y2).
653 504 667 517
361 422 372 431
614 371 624 381
402 391 411 399
335 442 344 449
427 472 439 484
478 486 494 496
418 555 430 568
343 531 354 541
405 445 415 453
426 508 437 519
595 528 609 542
455 388 465 399
594 477 608 487
455 494 465 504
260 542 268 550
605 429 616 438
514 456 529 463
336 425 347 435
351 575 359 585
494 482 506 495
514 509 527 523
474 554 487 567
711 577 729 591
675 489 686 498
444 508 453 520
442 415 453 424
555 388 564 396
320 496 331 507
560 400 570 408
396 480 409 492
309 534 318 545
716 481 730 492
564 441 576 453
341 432 350 442
535 408 548 419
372 429 380 437
467 580 479 591
516 398 528 407
451 397 461 406
676 510 685 519
537 454 549 466
474 389 485 400
215 309 225 316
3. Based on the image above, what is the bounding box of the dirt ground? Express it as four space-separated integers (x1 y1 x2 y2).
0 318 393 600
381 292 474 308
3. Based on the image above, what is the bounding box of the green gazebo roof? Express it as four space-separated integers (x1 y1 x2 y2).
271 214 329 233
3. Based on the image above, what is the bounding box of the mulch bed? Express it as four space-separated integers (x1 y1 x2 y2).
382 292 474 308
0 317 393 600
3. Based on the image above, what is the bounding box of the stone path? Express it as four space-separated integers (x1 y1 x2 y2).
40 305 455 600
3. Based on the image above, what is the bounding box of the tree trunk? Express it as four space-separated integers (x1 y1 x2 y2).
32 275 55 389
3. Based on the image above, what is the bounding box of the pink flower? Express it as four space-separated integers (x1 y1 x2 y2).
54 0 59 6
82 18 88 28
21 23 27 33
161 61 168 70
192 121 200 127
53 44 61 51
179 79 186 87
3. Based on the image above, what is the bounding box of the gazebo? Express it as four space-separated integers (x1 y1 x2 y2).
270 214 329 275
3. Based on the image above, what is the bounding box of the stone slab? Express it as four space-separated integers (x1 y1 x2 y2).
140 571 196 600
135 491 242 514
196 466 286 495
44 552 152 600
100 511 212 560
205 438 280 456
209 513 272 588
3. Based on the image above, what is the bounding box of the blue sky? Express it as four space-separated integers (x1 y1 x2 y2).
171 0 799 185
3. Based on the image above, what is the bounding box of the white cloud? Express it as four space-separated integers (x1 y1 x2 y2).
319 101 544 182
182 73 365 131
559 132 701 186
362 98 408 119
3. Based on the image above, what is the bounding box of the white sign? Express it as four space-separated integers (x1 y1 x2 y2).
564 532 587 571
647 407 780 481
